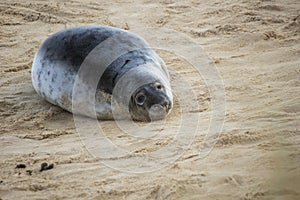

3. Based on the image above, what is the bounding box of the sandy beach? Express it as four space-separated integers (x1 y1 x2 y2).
0 0 299 199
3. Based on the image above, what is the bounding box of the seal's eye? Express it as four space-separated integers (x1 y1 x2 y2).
156 84 162 90
135 93 147 105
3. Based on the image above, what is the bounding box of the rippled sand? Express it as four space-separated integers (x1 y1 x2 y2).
0 0 299 199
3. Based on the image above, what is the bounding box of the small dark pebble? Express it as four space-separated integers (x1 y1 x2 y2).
0 180 3 184
40 162 48 171
40 162 54 172
16 164 26 169
26 170 33 176
45 163 54 170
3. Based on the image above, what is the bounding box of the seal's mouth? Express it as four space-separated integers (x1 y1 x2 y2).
148 104 169 121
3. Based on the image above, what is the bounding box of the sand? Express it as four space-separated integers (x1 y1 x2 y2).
0 0 299 199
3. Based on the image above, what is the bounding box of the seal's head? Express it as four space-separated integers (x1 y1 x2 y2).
129 81 172 121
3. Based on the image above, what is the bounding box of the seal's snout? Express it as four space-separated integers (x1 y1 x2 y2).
148 97 172 121
161 98 172 113
149 104 167 121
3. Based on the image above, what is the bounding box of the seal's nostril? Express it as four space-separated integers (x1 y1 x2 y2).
160 99 170 108
162 102 167 108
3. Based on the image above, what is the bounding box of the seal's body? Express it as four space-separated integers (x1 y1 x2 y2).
32 26 172 121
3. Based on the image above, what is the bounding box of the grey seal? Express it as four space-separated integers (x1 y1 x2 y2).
31 25 173 121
